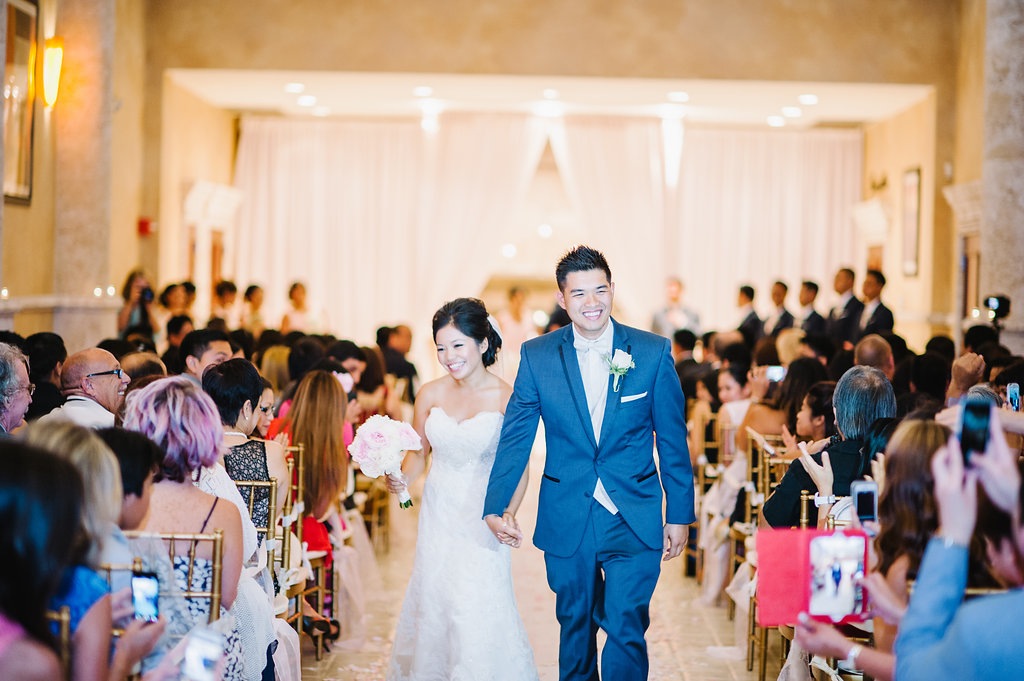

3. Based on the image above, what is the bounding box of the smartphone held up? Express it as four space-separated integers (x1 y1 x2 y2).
958 397 991 465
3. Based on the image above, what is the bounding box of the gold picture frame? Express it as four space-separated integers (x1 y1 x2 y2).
3 0 38 204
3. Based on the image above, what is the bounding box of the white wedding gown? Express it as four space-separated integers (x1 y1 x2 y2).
388 407 538 681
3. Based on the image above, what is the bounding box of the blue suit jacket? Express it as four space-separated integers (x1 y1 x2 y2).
483 320 696 558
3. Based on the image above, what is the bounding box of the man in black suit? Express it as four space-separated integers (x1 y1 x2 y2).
762 281 795 337
859 269 895 338
827 268 864 351
736 285 762 349
797 280 827 336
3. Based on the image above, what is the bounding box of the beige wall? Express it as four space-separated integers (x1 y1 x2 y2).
956 0 986 184
110 0 147 292
157 77 236 285
863 95 937 352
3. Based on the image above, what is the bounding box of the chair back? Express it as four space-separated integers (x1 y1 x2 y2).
284 444 306 548
799 490 813 528
234 477 278 569
277 457 297 574
124 529 224 624
45 605 71 680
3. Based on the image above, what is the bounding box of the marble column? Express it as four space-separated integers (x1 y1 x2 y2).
982 0 1024 353
51 0 117 350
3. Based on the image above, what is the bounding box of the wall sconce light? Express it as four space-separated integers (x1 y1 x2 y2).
43 37 64 107
869 174 888 193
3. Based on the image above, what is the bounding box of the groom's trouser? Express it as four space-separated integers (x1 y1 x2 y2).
544 503 661 681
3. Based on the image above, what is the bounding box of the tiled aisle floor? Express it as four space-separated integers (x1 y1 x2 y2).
302 452 777 680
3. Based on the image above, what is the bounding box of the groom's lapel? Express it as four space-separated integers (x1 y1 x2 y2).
558 328 598 450
597 321 630 449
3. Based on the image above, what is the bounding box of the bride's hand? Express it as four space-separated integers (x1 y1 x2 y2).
385 472 407 494
502 512 523 548
485 514 523 548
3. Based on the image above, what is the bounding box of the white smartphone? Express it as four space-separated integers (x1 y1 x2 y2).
850 479 878 524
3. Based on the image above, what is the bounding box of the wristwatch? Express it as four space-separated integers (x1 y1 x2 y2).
813 493 836 507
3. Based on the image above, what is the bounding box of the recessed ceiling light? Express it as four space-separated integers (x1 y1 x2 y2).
312 107 331 117
542 88 560 100
297 95 317 107
413 86 433 98
767 115 786 128
667 91 689 103
782 106 802 118
284 82 305 94
798 94 818 106
537 223 552 238
501 243 518 258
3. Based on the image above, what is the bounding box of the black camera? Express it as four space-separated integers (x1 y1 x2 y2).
140 287 154 303
984 295 1010 320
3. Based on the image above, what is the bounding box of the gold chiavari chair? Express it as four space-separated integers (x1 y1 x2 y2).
282 443 329 660
124 530 224 624
45 605 71 680
234 477 278 571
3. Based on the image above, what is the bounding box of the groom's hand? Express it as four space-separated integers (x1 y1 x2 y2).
662 523 688 562
485 514 523 548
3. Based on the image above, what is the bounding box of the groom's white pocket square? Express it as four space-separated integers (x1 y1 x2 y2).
621 391 647 403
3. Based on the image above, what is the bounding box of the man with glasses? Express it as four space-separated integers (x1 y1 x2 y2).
39 348 131 427
0 342 33 436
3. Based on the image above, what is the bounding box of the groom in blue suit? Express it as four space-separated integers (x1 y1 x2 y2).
484 246 695 681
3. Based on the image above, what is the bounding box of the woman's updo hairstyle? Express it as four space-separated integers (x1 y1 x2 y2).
432 297 502 367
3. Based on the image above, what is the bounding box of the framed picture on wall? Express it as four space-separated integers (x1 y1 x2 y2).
3 0 38 204
901 167 921 277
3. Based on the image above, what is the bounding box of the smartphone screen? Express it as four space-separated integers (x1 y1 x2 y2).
808 533 868 621
1008 383 1021 412
855 490 876 522
131 572 160 622
959 398 991 463
766 365 786 382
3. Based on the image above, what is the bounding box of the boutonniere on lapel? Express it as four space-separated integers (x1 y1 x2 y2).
605 348 635 392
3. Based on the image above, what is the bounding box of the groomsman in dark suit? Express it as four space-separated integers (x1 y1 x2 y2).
762 281 795 337
859 269 895 338
797 280 827 336
827 268 864 350
736 285 763 349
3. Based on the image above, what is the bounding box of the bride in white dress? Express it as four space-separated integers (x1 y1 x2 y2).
387 297 538 681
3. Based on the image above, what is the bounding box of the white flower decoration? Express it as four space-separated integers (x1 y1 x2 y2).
605 349 635 392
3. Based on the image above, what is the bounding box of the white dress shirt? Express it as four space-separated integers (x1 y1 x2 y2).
36 396 115 429
572 322 619 515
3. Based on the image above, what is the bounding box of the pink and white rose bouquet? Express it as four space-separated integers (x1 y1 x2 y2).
349 414 422 508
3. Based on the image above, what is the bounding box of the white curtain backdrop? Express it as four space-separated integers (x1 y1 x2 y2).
669 128 863 333
233 114 547 370
549 116 669 324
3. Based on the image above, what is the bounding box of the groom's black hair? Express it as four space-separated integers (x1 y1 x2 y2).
555 246 612 291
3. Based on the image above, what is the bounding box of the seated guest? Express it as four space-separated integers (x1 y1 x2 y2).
715 364 753 462
202 359 289 525
672 329 704 402
0 342 33 435
160 314 193 375
120 352 167 383
39 348 130 429
26 423 115 681
122 377 254 679
178 328 232 388
924 335 956 364
781 381 837 452
24 332 66 421
736 358 828 454
0 441 83 681
854 334 896 381
775 327 807 367
761 365 896 528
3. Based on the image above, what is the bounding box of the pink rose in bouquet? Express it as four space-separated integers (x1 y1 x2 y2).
349 414 422 508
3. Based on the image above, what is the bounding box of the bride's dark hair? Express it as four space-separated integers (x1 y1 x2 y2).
432 298 502 367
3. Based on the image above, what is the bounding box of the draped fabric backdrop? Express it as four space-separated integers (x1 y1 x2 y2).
669 128 863 333
233 115 861 371
549 116 668 322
